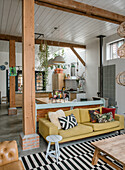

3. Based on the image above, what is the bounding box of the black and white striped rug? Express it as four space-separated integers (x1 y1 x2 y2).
20 133 124 170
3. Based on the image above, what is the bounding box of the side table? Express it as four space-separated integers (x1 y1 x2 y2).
46 135 62 163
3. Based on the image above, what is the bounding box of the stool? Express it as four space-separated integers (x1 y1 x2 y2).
46 135 62 163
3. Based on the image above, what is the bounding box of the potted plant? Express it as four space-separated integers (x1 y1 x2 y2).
54 65 60 73
36 41 49 90
59 65 63 73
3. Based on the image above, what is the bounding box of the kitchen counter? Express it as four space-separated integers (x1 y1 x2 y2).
36 99 105 121
65 90 86 101
36 98 70 104
15 91 52 107
15 90 52 94
67 90 86 94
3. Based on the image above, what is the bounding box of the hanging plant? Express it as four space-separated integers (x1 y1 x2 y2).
37 41 49 90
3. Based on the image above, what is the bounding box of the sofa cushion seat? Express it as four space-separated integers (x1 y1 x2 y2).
58 124 93 138
84 121 120 131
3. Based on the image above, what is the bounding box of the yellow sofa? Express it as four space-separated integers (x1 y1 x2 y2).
39 107 124 143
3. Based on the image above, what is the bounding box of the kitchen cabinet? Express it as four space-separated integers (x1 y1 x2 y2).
52 73 64 90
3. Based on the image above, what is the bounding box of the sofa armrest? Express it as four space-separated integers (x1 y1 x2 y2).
115 114 124 129
39 118 58 140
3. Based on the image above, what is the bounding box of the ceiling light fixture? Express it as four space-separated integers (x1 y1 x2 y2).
53 55 65 63
117 22 125 58
48 59 56 66
52 26 65 63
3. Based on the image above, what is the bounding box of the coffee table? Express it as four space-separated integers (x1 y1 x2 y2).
91 134 125 170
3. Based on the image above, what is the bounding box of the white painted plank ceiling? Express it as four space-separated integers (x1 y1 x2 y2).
0 0 125 45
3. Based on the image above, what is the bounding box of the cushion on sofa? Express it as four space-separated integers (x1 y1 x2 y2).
58 124 93 138
84 121 120 131
64 109 80 123
58 114 78 130
79 107 102 123
96 112 114 123
89 109 100 123
48 110 65 129
102 107 116 119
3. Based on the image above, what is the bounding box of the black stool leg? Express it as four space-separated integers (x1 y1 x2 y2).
118 130 121 135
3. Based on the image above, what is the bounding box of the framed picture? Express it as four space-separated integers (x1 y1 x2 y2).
9 67 17 76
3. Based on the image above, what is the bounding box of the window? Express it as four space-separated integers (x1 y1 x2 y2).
106 39 124 60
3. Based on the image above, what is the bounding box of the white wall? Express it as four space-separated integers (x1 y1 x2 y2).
103 33 125 114
86 39 99 100
0 52 9 97
0 51 22 97
85 34 125 113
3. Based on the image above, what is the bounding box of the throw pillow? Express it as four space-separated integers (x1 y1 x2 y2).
58 114 78 130
106 112 114 122
48 109 65 129
102 107 116 119
96 113 108 123
96 112 114 123
89 109 100 123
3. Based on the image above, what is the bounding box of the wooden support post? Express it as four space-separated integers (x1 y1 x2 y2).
20 0 39 151
70 47 86 66
8 40 17 115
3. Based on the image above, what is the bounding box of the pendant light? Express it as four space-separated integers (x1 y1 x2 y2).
117 22 125 58
53 26 65 64
116 71 125 86
39 34 46 52
117 21 125 37
117 43 125 58
48 58 57 67
53 55 65 63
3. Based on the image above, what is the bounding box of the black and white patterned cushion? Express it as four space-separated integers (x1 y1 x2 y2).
58 114 78 130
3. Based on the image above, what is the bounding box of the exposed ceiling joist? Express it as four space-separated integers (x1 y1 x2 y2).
36 39 86 48
35 0 125 25
0 34 86 49
70 47 86 66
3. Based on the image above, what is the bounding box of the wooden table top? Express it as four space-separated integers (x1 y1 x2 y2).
91 134 125 165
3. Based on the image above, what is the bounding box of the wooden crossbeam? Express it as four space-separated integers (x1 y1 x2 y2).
35 0 125 24
70 47 86 66
0 34 86 49
98 154 121 170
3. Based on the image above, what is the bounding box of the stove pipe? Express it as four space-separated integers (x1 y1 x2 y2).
97 35 106 97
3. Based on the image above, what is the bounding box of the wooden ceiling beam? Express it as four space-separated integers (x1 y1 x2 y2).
0 34 22 42
0 34 86 49
70 47 86 66
35 39 86 48
35 0 125 24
